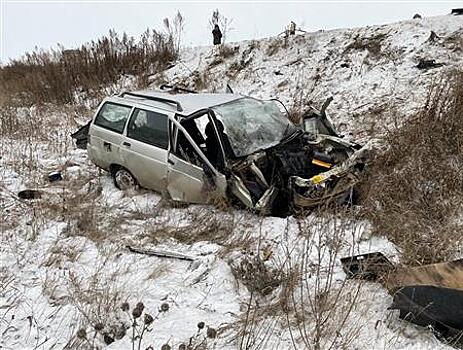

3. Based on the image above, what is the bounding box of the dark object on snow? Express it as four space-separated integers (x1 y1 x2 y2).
160 84 197 94
416 59 444 70
427 31 439 43
341 252 463 346
226 83 234 94
413 13 422 19
71 121 91 149
126 245 194 261
389 285 463 341
18 190 41 200
212 24 222 45
341 252 394 281
48 171 62 182
451 8 463 15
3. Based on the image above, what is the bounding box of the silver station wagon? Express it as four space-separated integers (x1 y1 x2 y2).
75 87 368 216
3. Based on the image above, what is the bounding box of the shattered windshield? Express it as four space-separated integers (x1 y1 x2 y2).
212 98 295 157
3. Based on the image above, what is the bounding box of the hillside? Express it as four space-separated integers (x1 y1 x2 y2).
160 15 462 142
0 14 462 350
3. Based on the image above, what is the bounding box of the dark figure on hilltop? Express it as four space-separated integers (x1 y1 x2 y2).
212 24 222 45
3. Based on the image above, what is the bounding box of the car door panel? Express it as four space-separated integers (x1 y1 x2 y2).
120 139 168 191
119 108 170 192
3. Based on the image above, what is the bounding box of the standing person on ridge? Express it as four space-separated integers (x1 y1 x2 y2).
212 24 222 45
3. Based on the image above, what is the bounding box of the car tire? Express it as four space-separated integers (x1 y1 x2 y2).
112 167 138 191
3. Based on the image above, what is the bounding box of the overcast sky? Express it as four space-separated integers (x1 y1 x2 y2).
0 1 460 63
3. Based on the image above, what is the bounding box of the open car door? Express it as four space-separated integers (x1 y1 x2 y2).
166 116 227 204
302 97 340 137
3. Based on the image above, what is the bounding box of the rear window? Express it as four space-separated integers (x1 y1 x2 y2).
94 102 132 133
127 108 169 149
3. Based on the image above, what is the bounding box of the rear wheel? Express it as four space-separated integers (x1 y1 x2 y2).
112 167 137 191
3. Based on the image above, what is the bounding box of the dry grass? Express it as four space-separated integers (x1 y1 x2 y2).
344 32 388 58
0 14 183 106
233 208 365 350
362 70 463 265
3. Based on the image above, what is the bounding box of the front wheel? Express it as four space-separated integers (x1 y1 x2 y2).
113 167 138 191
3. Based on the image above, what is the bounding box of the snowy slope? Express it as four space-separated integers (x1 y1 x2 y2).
1 15 462 350
160 14 462 142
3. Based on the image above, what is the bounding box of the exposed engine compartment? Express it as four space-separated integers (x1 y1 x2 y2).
228 132 362 216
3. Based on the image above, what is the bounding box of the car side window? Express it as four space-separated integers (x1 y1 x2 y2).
127 108 168 149
94 102 132 133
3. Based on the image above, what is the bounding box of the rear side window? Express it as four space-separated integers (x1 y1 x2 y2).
127 108 169 149
94 102 132 133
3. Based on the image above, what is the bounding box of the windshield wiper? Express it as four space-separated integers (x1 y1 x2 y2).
281 125 302 143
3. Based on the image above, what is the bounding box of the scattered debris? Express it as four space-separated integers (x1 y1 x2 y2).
416 59 444 70
389 285 463 342
17 190 42 200
341 252 463 344
451 8 463 15
48 171 63 182
126 245 195 262
341 252 394 281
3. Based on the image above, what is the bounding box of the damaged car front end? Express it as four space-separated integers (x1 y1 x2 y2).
209 97 368 215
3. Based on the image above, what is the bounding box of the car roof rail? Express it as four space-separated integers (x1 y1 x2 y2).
120 91 183 112
160 84 197 94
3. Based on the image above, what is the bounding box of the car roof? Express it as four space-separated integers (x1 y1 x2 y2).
115 90 244 116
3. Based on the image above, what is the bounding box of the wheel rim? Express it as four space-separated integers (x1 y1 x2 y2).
115 169 136 190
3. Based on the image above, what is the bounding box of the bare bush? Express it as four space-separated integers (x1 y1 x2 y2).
218 45 239 59
0 13 184 105
235 208 364 349
363 71 463 265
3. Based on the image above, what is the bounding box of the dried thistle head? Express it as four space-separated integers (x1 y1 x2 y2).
94 322 104 332
144 313 154 325
160 302 169 312
207 327 217 339
136 301 145 312
121 302 130 312
114 325 126 340
178 344 186 350
132 308 142 319
197 321 205 330
76 328 87 339
103 334 115 345
132 302 145 319
161 344 171 350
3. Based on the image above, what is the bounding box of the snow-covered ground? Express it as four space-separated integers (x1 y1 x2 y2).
1 14 462 350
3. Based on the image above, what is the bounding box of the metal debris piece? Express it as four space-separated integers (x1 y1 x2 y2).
389 285 463 341
340 252 394 281
48 171 63 182
341 252 463 344
126 245 194 261
17 190 42 200
416 59 444 70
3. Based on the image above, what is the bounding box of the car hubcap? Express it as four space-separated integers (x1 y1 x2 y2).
115 169 136 190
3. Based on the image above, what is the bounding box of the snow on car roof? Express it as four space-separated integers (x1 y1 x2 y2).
121 90 243 115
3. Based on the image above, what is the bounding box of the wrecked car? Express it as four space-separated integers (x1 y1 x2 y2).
75 87 367 215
